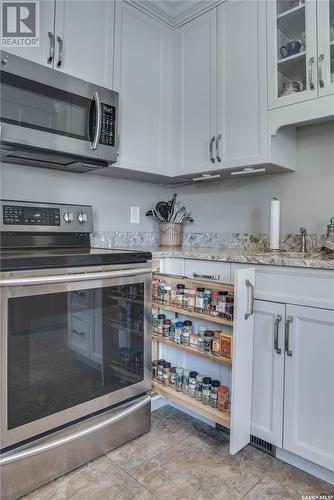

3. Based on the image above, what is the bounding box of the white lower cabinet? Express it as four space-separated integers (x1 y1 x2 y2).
252 300 334 471
283 305 334 471
251 300 285 447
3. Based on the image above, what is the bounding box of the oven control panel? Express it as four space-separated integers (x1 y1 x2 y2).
0 201 93 233
100 103 115 146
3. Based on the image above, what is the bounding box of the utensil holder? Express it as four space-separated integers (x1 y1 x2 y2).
159 222 183 248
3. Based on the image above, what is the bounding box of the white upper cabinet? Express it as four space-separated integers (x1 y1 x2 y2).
317 0 334 97
268 0 334 110
217 0 267 168
175 10 218 175
114 1 170 174
54 1 114 87
283 305 334 471
3 0 55 66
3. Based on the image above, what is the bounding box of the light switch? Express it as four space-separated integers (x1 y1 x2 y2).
130 206 140 224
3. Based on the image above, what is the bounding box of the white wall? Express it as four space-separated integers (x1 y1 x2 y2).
0 163 166 232
1 121 333 235
175 121 334 235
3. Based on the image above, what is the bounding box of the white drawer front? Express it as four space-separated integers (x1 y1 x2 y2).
184 260 231 284
232 264 334 310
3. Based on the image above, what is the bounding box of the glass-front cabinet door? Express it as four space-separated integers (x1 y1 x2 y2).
317 0 334 97
268 0 318 108
1 270 151 449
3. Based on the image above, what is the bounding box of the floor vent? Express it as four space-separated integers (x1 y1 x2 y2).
215 424 230 435
250 435 276 456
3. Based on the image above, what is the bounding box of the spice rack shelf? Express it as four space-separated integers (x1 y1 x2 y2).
152 380 230 428
152 302 233 327
152 334 232 366
153 274 234 293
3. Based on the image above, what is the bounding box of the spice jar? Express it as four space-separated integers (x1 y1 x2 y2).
158 281 165 304
163 319 171 338
182 369 190 393
187 289 196 312
163 286 171 306
152 360 158 379
170 366 176 387
195 374 203 401
183 289 189 310
210 291 219 316
174 321 184 344
226 295 234 320
212 331 221 357
175 367 183 391
210 380 220 408
195 287 205 313
176 284 185 309
170 318 177 342
204 288 212 313
181 320 192 346
188 371 198 398
157 359 166 383
170 285 177 306
218 291 228 316
152 313 159 333
217 385 229 412
204 330 214 353
190 328 198 348
163 362 171 386
202 377 212 405
197 326 206 352
152 279 159 302
156 314 166 336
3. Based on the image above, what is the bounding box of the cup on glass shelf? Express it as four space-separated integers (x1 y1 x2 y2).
280 40 302 58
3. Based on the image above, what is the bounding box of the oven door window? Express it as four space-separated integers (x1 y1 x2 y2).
7 283 145 430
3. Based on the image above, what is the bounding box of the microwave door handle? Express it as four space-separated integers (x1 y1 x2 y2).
91 91 102 150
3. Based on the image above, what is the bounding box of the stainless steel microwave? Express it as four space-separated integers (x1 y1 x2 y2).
0 51 119 173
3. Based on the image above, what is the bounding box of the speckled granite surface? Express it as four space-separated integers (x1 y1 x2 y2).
91 232 334 269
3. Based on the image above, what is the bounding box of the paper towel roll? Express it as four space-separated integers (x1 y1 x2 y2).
270 197 280 250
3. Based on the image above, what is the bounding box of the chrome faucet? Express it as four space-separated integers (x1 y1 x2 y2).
299 227 308 253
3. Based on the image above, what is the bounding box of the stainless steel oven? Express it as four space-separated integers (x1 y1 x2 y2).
0 262 152 449
0 51 119 172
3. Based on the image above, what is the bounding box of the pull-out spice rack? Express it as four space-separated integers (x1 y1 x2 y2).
151 268 256 455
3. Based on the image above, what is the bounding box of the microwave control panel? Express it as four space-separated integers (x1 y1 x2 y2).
100 104 115 146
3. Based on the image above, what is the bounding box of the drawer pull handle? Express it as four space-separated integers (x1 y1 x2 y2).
244 279 254 320
193 273 220 281
285 315 293 357
72 329 85 337
274 315 282 354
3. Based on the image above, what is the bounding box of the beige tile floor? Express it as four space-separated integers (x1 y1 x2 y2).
23 405 334 500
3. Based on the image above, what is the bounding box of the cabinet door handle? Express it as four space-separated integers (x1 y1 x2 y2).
318 53 325 88
193 273 220 281
216 134 222 163
308 56 315 90
285 315 293 357
210 136 216 163
47 32 54 64
56 36 63 68
72 328 85 337
244 279 254 320
274 315 282 354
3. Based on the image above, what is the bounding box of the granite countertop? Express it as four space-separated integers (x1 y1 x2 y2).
149 247 334 270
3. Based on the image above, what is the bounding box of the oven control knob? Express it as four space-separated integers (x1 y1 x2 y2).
63 211 74 223
77 212 88 224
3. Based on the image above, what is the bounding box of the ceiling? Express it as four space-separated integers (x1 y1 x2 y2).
150 0 208 18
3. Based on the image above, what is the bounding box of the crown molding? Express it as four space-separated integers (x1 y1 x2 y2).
128 0 224 28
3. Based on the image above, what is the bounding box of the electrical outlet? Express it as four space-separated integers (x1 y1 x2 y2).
130 206 140 224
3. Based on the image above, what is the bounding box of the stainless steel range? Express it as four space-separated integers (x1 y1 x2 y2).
0 200 152 500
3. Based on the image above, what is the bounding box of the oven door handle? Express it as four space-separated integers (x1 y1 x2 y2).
0 395 150 466
0 267 152 287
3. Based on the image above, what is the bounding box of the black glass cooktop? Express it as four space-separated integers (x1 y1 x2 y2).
0 247 152 272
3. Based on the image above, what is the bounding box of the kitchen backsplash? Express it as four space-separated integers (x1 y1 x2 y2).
92 231 325 252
